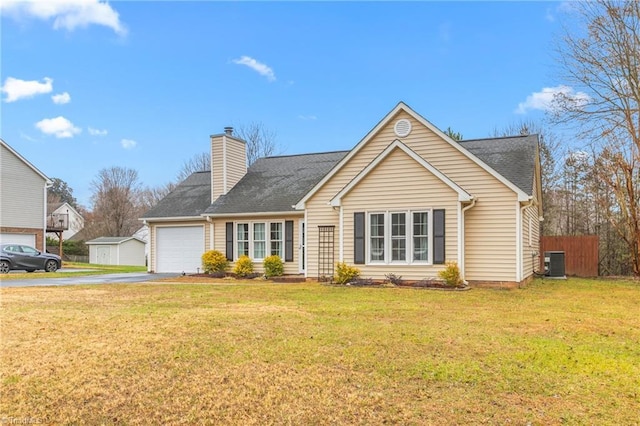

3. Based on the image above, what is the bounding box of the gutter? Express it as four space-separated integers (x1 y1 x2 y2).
516 197 535 282
458 198 476 282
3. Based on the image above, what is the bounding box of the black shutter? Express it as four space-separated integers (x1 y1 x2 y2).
285 220 294 262
225 222 234 261
354 212 365 264
433 209 445 264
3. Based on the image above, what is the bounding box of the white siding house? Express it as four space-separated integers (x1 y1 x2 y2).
0 139 52 251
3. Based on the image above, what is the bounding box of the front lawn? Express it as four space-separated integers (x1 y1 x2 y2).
1 278 638 424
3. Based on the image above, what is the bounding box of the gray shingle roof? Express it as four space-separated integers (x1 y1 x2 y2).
459 134 538 196
204 151 349 215
86 236 145 244
141 171 212 219
143 135 538 220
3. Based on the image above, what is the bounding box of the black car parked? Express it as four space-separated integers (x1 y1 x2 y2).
0 244 61 273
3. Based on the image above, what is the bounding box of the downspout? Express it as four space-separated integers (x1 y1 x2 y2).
205 216 214 251
459 198 476 282
517 197 535 282
339 206 344 262
43 180 52 252
142 219 151 272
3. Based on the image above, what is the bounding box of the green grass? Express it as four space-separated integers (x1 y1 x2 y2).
1 277 638 424
0 262 147 280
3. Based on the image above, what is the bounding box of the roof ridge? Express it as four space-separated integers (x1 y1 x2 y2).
460 134 539 143
262 150 351 160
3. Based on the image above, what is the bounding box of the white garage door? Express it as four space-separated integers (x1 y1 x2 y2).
156 226 204 273
0 233 36 246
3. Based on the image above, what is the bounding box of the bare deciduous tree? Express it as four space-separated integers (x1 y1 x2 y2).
174 122 281 185
552 0 640 275
234 121 279 166
90 166 144 237
176 152 211 183
138 182 177 211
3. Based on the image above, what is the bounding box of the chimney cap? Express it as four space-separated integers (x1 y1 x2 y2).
223 126 233 136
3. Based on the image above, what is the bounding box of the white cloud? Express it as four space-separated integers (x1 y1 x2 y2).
1 0 127 36
232 56 276 82
35 116 81 138
2 77 53 102
298 115 317 121
515 85 590 114
52 91 71 104
545 8 555 22
88 127 107 136
121 138 137 149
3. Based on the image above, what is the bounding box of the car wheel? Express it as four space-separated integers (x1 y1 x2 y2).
45 260 58 273
26 269 36 273
0 260 9 274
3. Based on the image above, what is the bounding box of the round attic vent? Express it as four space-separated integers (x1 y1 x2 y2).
394 119 412 137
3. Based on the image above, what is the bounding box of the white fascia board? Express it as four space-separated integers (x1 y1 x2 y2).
1 138 52 184
139 216 206 222
330 140 473 206
201 211 304 219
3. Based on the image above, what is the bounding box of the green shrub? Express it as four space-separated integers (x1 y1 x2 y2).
46 238 88 256
438 261 463 287
233 255 254 277
263 255 284 278
335 262 360 284
201 250 229 274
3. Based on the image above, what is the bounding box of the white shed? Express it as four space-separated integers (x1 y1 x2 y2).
86 237 146 266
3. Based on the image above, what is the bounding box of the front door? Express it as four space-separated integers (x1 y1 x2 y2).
298 221 306 274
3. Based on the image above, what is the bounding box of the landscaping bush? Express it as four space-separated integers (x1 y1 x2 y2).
233 255 254 277
335 262 360 284
438 261 463 287
384 273 403 285
263 255 284 278
201 250 229 274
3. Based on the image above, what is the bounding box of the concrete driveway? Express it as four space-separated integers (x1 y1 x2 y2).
0 271 181 288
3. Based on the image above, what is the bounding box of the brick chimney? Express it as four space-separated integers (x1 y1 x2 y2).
210 127 247 202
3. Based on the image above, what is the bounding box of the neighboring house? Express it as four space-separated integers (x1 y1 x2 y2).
86 237 146 266
46 202 85 241
0 139 52 251
133 225 150 261
142 103 542 286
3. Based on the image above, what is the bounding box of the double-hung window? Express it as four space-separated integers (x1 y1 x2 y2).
253 223 266 259
237 223 249 257
412 212 429 261
270 223 283 257
391 213 407 262
370 213 385 262
368 211 430 264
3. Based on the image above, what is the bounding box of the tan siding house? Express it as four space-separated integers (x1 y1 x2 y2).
0 139 52 251
142 103 542 286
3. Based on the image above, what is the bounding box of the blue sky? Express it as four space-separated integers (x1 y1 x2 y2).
1 1 580 207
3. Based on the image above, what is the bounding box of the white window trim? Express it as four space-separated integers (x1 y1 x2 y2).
235 221 285 261
365 209 432 266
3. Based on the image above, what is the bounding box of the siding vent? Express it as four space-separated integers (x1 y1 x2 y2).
394 119 412 137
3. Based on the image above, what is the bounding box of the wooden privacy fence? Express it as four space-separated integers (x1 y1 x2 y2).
540 236 599 277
